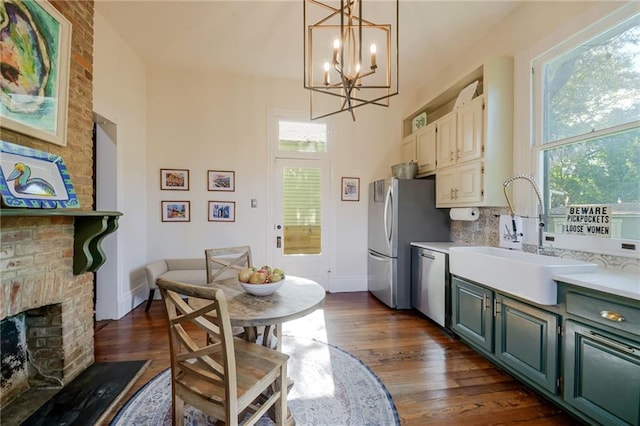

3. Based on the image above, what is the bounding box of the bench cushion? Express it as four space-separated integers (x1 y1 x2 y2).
160 269 207 286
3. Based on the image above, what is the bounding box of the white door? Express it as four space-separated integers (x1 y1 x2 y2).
272 157 331 289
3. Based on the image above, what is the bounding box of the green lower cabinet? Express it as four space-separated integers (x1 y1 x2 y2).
452 277 493 353
564 320 640 426
495 296 560 394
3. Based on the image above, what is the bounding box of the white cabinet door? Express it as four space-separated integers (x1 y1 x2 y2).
436 167 455 206
455 161 483 204
435 161 483 207
436 111 457 169
416 122 436 174
457 96 484 164
401 133 417 163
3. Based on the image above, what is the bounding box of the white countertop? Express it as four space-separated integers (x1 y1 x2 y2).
410 242 469 254
554 269 640 302
413 242 640 302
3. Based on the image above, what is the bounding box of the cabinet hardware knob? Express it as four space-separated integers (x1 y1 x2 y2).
600 310 626 322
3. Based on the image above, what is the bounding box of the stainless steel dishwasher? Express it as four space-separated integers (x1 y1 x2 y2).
411 246 448 328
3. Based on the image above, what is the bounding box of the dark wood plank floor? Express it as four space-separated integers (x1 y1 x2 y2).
95 292 582 425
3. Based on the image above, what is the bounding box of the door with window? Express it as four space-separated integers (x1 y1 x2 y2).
269 114 331 289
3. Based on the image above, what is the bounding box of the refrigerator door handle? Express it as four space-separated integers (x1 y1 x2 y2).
368 250 388 261
383 185 393 247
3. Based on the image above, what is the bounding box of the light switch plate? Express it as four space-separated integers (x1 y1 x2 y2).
251 198 258 208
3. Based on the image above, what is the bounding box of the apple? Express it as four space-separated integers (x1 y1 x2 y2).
238 267 253 283
272 268 285 278
261 265 272 275
268 273 282 283
249 272 267 284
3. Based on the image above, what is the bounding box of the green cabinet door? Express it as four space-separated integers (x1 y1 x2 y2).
495 296 560 394
564 320 640 426
452 277 493 353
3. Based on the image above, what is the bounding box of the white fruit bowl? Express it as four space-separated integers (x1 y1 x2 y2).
240 280 284 296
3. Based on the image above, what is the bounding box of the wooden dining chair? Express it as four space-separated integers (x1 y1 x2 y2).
205 246 253 282
157 277 289 426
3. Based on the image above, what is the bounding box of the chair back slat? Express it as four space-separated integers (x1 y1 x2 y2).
205 246 252 282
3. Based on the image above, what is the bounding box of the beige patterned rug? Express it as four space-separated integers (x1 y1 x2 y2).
111 337 399 426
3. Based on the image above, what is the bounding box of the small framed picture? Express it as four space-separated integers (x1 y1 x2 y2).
208 201 236 222
208 170 235 191
161 169 190 190
341 177 360 202
161 201 190 222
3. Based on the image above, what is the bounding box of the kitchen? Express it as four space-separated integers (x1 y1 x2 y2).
101 0 638 422
1 0 638 424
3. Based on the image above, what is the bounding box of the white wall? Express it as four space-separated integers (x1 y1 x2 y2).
145 69 412 293
412 2 599 110
93 13 149 318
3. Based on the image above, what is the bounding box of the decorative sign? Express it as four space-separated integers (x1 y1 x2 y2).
564 205 611 237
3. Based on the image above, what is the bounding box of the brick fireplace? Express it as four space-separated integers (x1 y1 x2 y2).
0 217 95 408
0 0 97 413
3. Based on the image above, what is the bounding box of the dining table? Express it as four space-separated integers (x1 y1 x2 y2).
190 274 326 350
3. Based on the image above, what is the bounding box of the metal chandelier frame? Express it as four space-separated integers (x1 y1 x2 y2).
303 0 399 121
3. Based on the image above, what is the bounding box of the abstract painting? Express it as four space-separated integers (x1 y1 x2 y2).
0 0 72 146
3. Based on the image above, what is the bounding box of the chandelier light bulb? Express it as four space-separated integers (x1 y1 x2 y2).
333 39 341 64
323 62 331 86
370 43 377 68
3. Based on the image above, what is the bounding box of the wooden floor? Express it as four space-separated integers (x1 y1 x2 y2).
95 292 582 425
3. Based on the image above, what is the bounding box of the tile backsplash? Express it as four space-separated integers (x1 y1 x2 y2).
450 207 640 274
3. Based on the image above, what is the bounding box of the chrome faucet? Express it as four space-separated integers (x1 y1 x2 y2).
503 175 545 254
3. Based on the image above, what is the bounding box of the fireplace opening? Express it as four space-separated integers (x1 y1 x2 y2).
1 303 66 423
1 313 29 406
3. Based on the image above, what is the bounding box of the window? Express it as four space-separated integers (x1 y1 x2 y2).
533 11 640 244
278 120 327 153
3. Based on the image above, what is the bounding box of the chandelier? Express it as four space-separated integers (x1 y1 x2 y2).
303 0 399 121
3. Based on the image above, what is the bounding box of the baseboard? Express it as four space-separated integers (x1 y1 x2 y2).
328 276 367 293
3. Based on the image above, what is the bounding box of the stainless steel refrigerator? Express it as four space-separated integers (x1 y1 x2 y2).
367 177 450 309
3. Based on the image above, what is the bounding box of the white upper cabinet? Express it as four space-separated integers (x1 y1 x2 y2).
435 111 457 169
401 133 417 163
402 56 514 208
456 96 484 164
416 122 437 174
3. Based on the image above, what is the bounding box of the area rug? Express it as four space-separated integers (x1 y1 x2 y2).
111 337 400 425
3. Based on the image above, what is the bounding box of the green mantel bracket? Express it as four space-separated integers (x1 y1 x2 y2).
0 209 123 275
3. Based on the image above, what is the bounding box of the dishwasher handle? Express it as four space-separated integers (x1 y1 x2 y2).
419 251 436 260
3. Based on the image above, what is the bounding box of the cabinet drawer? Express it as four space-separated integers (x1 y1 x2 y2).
566 292 640 337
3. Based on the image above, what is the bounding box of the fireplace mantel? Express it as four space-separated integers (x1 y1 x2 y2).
0 209 122 275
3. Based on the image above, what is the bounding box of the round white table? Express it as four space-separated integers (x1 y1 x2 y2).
191 275 326 348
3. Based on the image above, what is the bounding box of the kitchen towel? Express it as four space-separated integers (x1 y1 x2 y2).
449 207 479 221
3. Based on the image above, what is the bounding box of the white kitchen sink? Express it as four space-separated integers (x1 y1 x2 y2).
449 246 598 305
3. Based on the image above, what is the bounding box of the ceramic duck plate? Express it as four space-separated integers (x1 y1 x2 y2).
0 140 79 208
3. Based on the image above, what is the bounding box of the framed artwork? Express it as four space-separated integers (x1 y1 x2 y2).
161 201 190 222
341 177 360 201
208 170 235 191
1 0 72 146
161 169 189 190
208 201 235 222
0 140 79 208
